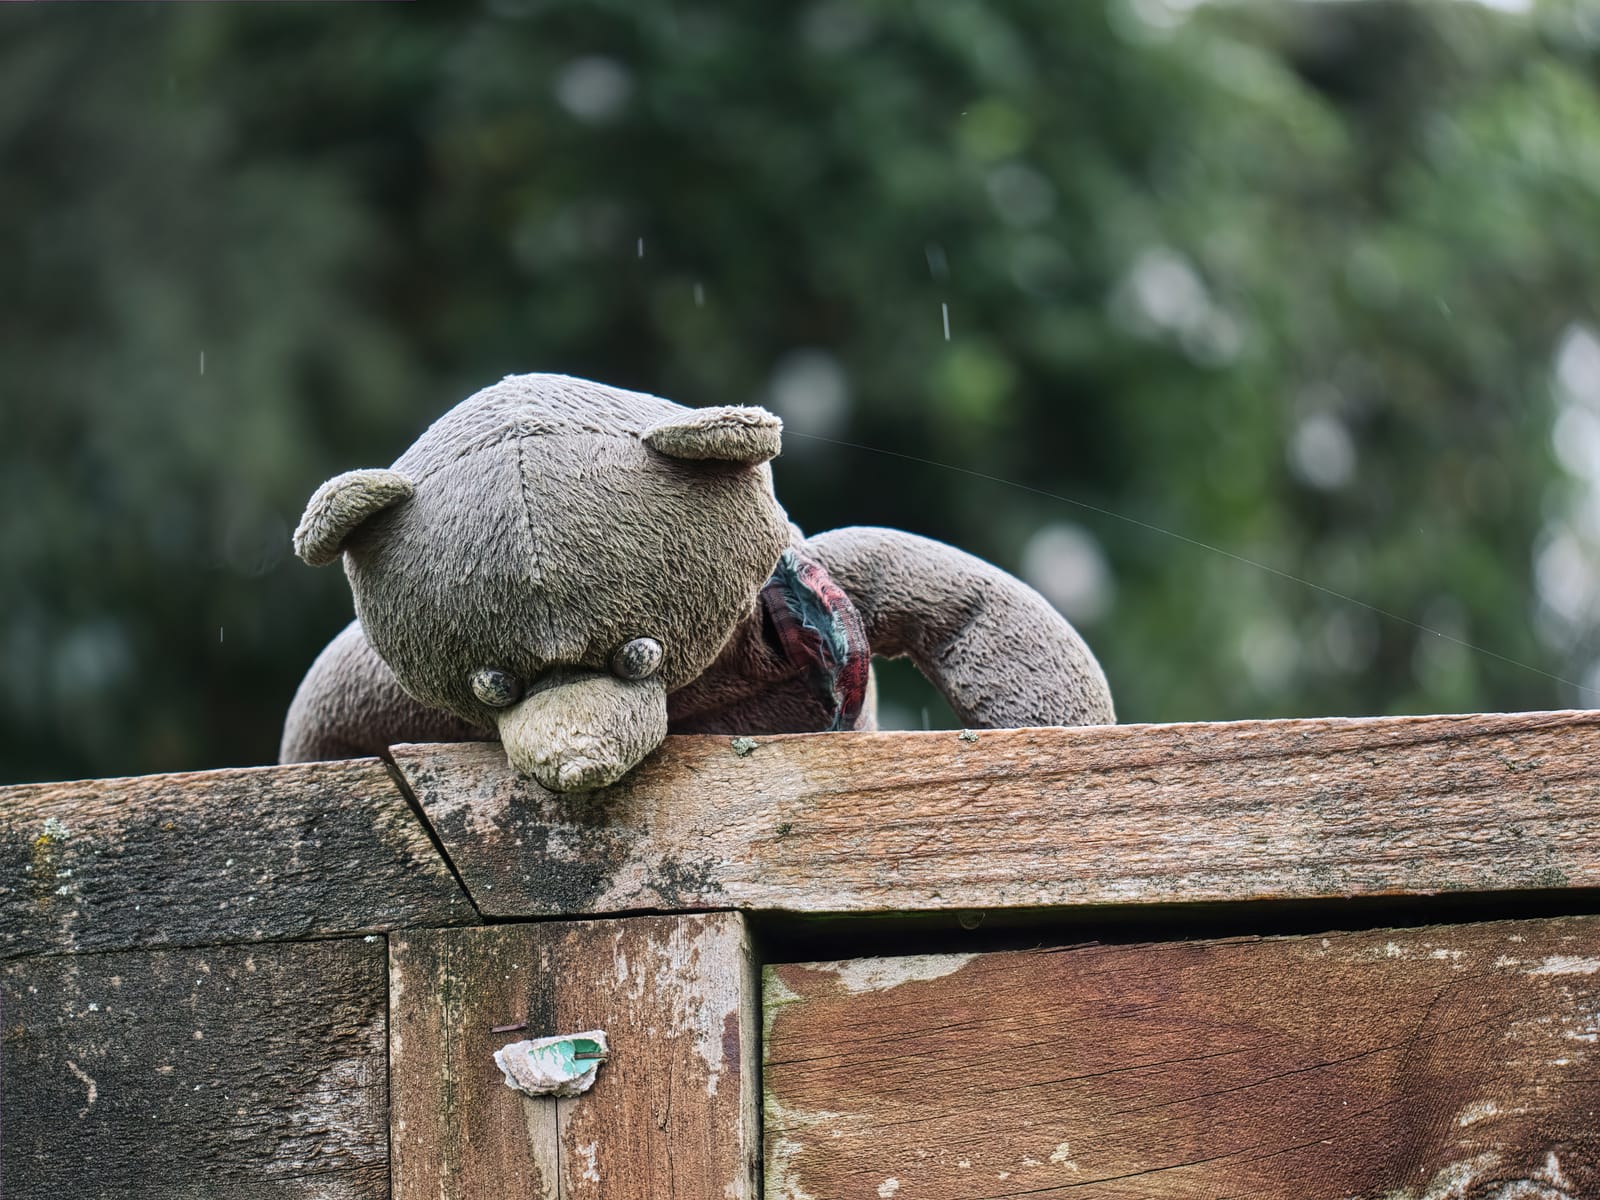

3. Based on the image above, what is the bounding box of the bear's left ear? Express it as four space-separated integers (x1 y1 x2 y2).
293 468 415 566
643 406 782 466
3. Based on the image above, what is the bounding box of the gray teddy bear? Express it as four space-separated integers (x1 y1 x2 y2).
281 373 1114 791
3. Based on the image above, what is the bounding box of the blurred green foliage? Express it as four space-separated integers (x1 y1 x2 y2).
5 0 1600 784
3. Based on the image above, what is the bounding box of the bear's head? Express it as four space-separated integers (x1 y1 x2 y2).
293 374 791 791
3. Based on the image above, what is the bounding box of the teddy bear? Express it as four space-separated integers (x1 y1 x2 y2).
280 373 1114 792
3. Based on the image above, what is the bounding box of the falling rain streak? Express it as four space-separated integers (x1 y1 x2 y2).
941 303 950 341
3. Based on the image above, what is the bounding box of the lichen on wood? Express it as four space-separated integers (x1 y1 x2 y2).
1 937 389 1198
0 757 473 959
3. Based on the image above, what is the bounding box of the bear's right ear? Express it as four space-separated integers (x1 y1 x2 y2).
643 406 782 466
293 469 415 566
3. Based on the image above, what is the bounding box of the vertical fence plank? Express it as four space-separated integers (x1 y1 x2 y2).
390 912 758 1200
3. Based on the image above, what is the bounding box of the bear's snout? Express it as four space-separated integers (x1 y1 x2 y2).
495 670 669 793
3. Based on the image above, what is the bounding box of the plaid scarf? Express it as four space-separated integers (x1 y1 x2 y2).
759 548 871 731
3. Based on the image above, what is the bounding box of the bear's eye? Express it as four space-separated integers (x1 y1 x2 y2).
611 637 664 681
470 667 523 708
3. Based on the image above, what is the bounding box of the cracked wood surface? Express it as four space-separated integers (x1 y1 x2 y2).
389 912 759 1200
391 710 1600 918
0 758 474 959
0 936 388 1198
763 916 1600 1200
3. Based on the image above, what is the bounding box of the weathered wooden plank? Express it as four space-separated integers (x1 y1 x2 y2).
0 758 474 958
763 917 1600 1200
389 913 759 1200
0 937 388 1199
391 710 1600 918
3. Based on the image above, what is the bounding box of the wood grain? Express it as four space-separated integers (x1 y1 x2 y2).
0 758 473 959
391 710 1600 918
1 936 388 1199
764 916 1600 1200
389 912 759 1200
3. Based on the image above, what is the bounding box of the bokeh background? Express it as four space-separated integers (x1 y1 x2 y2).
6 0 1600 785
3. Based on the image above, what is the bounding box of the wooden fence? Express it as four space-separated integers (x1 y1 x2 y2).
3 711 1598 1197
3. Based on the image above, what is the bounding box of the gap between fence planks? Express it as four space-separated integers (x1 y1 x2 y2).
763 916 1600 1200
0 758 474 959
390 710 1600 919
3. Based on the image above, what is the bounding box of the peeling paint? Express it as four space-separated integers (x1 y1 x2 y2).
1367 1150 1578 1200
1527 956 1600 976
1049 1141 1080 1172
1545 1152 1572 1192
65 1059 97 1118
577 1140 601 1184
817 954 978 995
764 1095 846 1200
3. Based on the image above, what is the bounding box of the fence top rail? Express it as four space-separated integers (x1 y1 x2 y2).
4 710 1597 956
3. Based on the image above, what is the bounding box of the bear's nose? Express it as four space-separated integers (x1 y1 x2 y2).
494 670 669 793
547 741 635 791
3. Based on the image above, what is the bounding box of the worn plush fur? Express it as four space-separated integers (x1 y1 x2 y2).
281 373 1114 791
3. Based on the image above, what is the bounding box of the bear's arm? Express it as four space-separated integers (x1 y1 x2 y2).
805 526 1115 729
279 619 491 764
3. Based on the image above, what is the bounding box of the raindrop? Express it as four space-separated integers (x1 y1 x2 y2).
941 302 951 341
